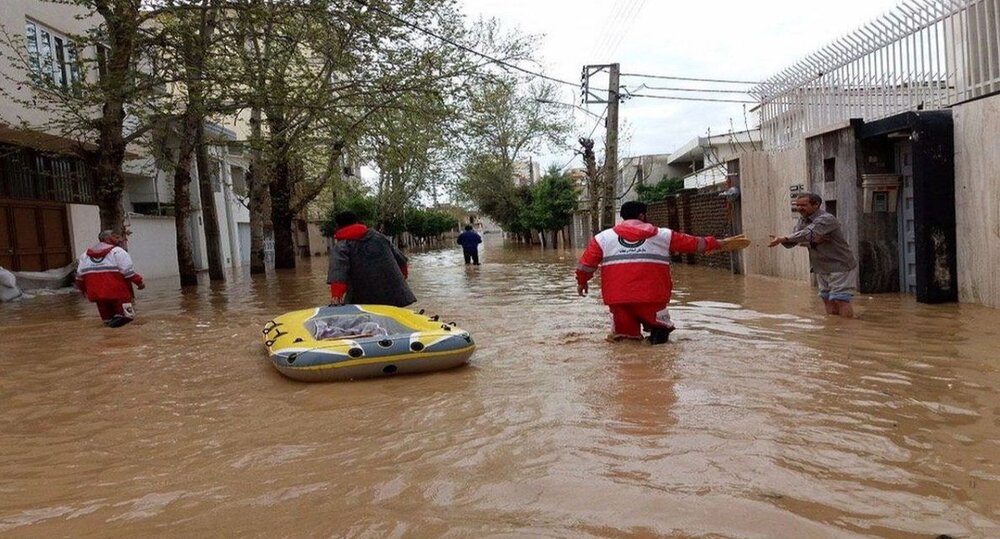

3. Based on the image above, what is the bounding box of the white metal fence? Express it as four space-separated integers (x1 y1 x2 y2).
752 0 1000 149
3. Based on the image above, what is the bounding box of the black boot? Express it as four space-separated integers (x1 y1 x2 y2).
646 326 673 345
105 314 134 328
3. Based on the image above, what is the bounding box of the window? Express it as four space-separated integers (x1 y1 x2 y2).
24 20 81 91
825 199 838 216
872 192 889 212
0 145 94 204
824 157 836 183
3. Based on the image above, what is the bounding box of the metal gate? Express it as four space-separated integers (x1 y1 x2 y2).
0 200 71 272
895 142 916 294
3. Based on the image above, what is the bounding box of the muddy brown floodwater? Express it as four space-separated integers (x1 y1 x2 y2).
1 237 999 538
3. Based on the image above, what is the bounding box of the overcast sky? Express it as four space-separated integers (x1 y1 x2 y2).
459 0 904 169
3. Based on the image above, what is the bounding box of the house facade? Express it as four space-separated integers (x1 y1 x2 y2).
741 0 1000 308
1 1 259 281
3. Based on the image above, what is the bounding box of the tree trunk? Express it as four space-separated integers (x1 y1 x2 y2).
580 137 602 235
195 124 225 281
269 154 296 270
172 134 199 287
94 131 126 235
247 106 268 274
266 112 296 270
90 5 136 237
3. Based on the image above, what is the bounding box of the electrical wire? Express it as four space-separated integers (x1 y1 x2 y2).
626 93 756 104
636 84 750 94
606 0 647 59
352 0 580 89
589 1 632 59
621 72 760 85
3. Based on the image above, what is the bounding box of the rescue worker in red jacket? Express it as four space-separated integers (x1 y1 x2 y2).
75 230 145 327
576 201 732 345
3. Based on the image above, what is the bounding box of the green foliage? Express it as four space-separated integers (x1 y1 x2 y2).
403 208 459 239
520 165 578 233
458 77 573 227
320 194 377 237
636 177 685 204
321 194 456 239
458 155 522 230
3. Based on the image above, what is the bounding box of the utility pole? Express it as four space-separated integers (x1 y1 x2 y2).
582 63 622 230
601 63 619 230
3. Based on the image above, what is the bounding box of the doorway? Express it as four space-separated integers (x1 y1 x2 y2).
0 200 71 271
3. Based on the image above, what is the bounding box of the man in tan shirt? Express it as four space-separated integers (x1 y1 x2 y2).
769 193 858 318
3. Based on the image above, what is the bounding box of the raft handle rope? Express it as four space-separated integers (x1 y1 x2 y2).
262 320 282 334
287 352 298 363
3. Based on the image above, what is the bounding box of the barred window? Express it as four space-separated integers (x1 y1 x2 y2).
0 146 94 204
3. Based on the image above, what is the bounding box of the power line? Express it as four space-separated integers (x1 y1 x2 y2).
587 104 610 139
621 72 760 85
626 93 756 104
353 0 580 89
589 1 631 59
635 84 750 95
606 0 647 59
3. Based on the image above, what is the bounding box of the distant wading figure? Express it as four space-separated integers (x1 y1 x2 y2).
456 225 482 265
327 211 416 307
768 192 858 318
75 230 145 327
577 201 742 345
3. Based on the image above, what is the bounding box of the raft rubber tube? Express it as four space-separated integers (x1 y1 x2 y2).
262 304 475 381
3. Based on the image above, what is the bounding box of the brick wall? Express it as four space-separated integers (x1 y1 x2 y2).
647 185 735 271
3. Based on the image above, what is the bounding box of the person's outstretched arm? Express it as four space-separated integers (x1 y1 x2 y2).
769 215 838 247
669 231 720 254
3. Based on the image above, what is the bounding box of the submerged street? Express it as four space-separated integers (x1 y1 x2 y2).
1 238 999 537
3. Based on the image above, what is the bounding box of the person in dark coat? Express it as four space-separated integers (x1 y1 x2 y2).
327 211 416 307
456 225 482 265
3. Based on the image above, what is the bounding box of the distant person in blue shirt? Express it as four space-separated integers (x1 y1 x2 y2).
457 225 482 265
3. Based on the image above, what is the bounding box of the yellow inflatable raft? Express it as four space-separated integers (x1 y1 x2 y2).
262 304 475 381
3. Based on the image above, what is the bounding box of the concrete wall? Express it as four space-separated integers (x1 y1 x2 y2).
127 215 179 280
953 94 1000 309
67 203 100 259
739 150 811 281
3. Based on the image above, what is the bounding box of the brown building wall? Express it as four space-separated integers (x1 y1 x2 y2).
647 184 736 271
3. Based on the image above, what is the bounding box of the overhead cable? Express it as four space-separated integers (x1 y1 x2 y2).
635 84 750 95
621 72 760 85
626 93 756 104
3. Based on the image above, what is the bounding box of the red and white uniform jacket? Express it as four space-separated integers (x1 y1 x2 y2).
576 220 719 305
75 242 143 302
